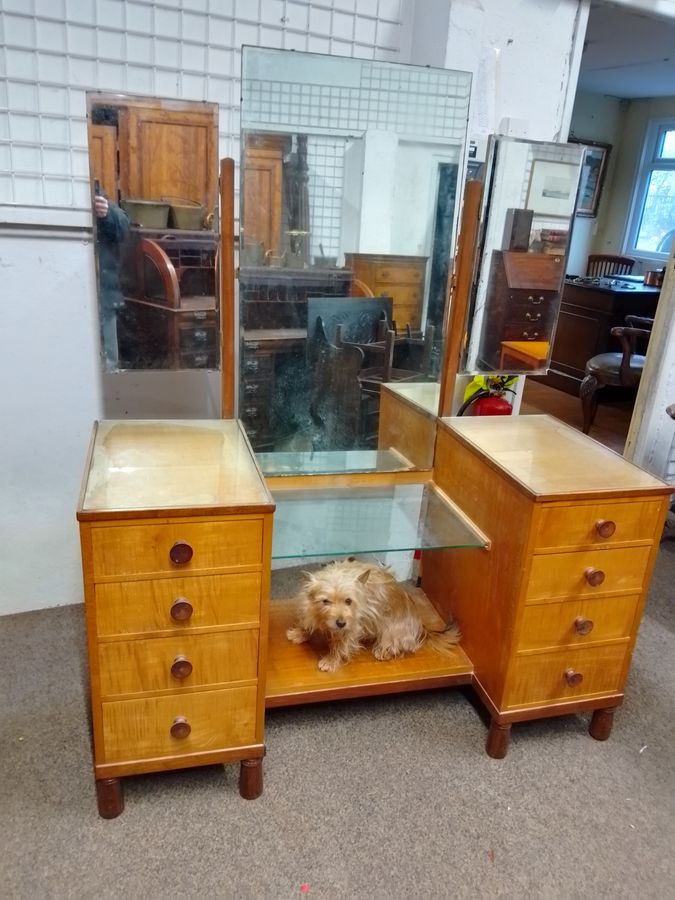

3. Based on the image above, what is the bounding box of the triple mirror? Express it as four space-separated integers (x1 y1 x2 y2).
238 47 473 474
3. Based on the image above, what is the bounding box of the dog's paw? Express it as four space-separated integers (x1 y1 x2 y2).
372 644 395 661
318 655 341 672
286 626 308 644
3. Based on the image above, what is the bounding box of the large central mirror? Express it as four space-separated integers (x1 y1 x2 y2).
238 48 472 475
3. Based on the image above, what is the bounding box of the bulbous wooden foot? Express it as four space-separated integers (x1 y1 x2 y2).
589 707 616 741
239 757 263 799
96 777 124 818
486 720 511 758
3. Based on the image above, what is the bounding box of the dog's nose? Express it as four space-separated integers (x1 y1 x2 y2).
335 619 346 629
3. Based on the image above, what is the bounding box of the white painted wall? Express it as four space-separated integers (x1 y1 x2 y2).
0 231 100 612
566 92 624 276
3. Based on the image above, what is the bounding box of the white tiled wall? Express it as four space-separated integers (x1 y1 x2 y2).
0 0 404 221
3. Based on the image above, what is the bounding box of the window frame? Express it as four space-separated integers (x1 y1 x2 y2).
624 116 675 262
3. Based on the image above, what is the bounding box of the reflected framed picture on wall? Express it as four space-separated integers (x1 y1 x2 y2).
526 160 580 217
573 140 611 217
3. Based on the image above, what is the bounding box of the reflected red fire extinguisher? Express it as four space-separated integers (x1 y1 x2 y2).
458 376 516 417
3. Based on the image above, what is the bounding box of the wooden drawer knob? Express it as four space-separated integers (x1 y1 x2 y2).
170 597 193 622
574 616 594 636
170 656 193 680
170 716 191 739
595 519 616 538
564 669 584 687
584 567 605 587
169 540 193 565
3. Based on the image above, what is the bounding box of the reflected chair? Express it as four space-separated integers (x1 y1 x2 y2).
586 255 635 277
580 315 653 434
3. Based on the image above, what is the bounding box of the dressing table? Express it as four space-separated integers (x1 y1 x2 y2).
78 50 670 818
76 413 670 816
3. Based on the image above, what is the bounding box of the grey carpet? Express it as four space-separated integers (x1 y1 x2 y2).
2 543 674 899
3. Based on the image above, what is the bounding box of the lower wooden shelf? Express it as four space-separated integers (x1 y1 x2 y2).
265 594 474 708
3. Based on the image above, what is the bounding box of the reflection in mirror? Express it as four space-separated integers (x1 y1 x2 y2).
460 136 584 375
86 93 219 373
239 48 472 474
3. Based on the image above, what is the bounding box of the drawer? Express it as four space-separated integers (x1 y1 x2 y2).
382 286 422 307
101 685 258 763
526 545 652 601
505 643 627 708
242 378 273 402
507 290 556 306
242 353 274 377
535 499 663 550
98 630 259 697
179 324 217 351
500 324 549 342
178 348 218 369
91 519 264 579
95 571 262 637
373 264 424 285
517 594 638 651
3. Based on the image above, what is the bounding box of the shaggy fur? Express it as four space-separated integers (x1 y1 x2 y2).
286 558 461 671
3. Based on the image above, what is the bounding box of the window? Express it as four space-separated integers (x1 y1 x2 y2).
625 118 675 260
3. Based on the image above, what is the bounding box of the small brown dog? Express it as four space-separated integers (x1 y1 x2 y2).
286 558 460 671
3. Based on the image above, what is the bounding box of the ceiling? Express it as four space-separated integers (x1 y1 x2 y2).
577 1 675 99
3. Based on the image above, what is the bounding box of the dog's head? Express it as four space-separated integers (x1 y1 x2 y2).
303 566 371 634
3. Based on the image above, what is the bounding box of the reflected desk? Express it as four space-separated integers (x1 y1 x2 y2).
541 275 660 395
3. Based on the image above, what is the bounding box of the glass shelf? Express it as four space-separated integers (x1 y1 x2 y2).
258 448 414 478
271 482 486 559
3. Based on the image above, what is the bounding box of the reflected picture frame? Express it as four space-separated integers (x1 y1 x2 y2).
573 140 611 217
526 159 580 218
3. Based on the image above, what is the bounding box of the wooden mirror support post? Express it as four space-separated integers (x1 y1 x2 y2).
438 179 483 416
220 158 236 418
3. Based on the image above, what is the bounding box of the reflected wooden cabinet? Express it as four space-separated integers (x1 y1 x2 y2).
242 134 286 258
344 253 427 330
478 250 564 369
118 102 218 215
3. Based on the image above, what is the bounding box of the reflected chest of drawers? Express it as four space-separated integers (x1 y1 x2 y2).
344 253 427 330
77 420 275 817
423 415 671 757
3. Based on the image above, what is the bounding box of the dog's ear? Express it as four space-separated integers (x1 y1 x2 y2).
357 568 371 584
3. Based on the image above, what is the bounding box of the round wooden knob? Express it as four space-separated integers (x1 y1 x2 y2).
595 519 616 539
170 656 193 680
574 616 594 636
169 597 193 622
564 669 584 687
584 567 605 587
169 540 193 565
170 716 191 739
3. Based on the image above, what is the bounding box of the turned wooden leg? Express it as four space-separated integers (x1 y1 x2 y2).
96 777 124 819
239 757 263 799
486 720 511 759
580 374 600 434
589 707 616 741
